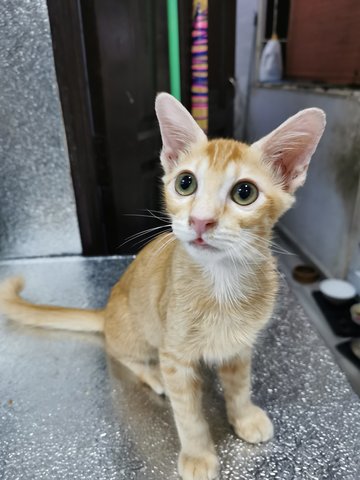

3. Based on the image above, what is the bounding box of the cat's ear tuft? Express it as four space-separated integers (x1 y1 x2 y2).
252 108 326 193
155 93 207 173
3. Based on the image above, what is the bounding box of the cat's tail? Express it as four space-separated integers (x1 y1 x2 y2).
0 277 104 333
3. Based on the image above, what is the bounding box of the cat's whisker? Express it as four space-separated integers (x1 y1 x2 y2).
217 231 292 259
129 207 168 216
118 225 172 248
151 238 176 261
240 232 294 256
145 209 170 222
209 236 265 266
149 233 176 260
121 225 171 245
132 229 172 249
158 233 176 252
137 208 169 218
144 208 169 216
221 237 269 264
267 243 294 256
271 248 295 256
123 213 170 223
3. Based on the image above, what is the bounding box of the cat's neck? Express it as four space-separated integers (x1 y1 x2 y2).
178 241 271 305
203 255 267 304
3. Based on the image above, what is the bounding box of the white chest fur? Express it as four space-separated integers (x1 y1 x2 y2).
203 258 258 305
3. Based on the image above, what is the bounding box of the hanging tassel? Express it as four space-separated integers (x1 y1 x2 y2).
191 0 208 133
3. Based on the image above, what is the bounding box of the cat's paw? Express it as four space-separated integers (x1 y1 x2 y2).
233 404 273 444
144 368 166 396
178 450 219 480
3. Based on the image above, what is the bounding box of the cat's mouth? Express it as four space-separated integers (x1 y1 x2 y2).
189 238 219 251
193 237 206 246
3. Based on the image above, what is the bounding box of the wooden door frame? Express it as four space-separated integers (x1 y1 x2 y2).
46 0 107 255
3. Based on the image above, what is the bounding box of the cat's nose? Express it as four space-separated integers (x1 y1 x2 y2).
189 216 217 236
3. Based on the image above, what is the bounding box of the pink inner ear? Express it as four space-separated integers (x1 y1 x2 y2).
155 93 207 172
269 129 316 189
253 108 326 193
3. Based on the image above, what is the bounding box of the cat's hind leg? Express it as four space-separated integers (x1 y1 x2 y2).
119 356 165 395
104 296 165 395
106 339 165 395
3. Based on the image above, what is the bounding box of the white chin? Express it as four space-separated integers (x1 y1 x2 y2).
182 241 225 264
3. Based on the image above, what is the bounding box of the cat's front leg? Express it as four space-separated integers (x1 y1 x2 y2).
160 350 219 480
218 352 273 444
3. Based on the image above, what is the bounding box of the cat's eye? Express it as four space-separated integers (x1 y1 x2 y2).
175 172 197 196
231 181 258 206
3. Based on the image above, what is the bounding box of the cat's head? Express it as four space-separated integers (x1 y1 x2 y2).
155 93 325 265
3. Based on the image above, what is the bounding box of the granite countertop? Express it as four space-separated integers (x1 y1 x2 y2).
0 255 359 480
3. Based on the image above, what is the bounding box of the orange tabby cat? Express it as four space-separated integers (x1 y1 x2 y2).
0 93 325 480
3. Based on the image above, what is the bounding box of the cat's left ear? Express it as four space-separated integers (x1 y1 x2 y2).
252 108 326 193
155 93 207 173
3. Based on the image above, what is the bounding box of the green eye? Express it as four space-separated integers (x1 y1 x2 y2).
175 172 197 196
231 181 258 205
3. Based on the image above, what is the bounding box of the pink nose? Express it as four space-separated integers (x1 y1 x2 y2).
189 216 217 236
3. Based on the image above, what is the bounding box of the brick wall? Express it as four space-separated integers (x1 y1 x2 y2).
286 0 360 85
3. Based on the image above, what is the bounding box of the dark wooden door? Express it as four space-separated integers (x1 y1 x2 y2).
81 0 171 254
48 0 236 255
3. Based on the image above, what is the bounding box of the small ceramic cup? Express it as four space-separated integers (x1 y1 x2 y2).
350 303 360 325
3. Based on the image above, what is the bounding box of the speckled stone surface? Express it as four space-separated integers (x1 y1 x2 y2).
0 0 81 258
0 255 359 480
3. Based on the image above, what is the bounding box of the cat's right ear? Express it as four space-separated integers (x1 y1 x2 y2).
155 93 207 173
